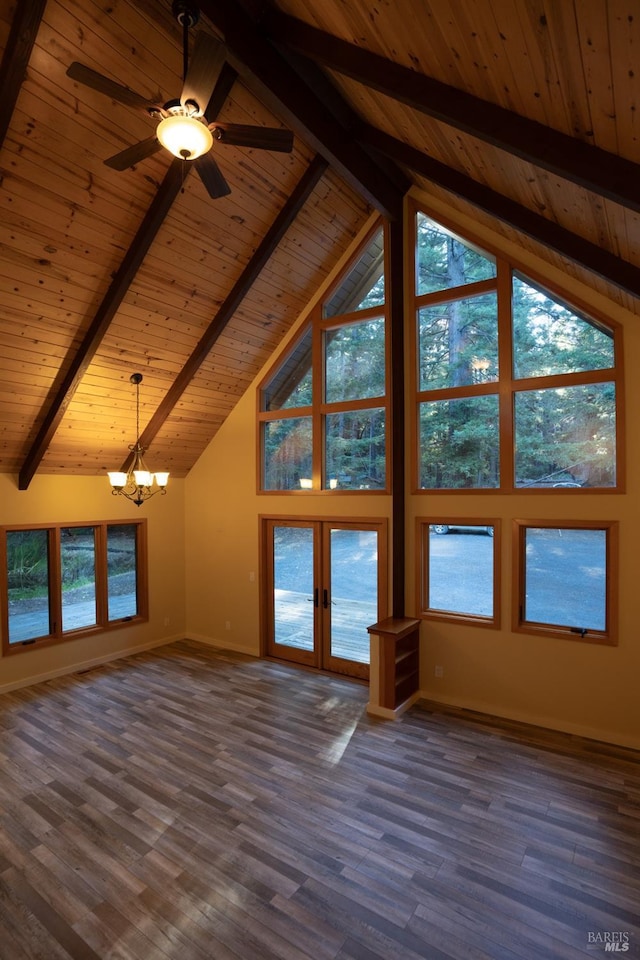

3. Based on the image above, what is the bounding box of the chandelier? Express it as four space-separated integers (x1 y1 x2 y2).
108 373 169 506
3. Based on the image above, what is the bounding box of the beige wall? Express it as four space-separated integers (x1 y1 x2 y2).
184 385 392 653
0 473 186 692
409 191 640 749
4 200 638 749
186 194 640 750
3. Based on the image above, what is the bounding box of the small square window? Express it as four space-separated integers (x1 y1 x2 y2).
513 521 617 644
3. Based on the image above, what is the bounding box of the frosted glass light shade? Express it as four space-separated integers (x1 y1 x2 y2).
156 115 213 160
108 471 128 488
133 469 153 487
109 470 127 487
154 471 170 487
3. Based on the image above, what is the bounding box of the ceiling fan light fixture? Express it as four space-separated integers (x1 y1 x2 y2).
156 113 213 160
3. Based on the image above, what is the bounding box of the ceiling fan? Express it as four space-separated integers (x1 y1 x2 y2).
65 0 294 199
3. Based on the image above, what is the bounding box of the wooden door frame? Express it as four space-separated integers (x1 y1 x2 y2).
261 517 321 668
259 515 388 677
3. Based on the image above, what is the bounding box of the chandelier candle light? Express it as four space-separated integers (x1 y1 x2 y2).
108 373 169 506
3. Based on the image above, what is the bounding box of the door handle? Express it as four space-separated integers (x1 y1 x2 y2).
306 587 319 606
323 588 328 608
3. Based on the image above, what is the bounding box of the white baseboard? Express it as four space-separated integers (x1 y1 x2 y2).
367 689 421 721
0 634 182 695
416 691 640 752
185 633 259 656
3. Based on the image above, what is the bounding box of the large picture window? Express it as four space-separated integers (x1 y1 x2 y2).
1 520 148 654
413 207 623 492
513 520 617 645
258 222 389 492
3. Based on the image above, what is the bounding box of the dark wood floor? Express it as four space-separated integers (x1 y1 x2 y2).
0 641 639 959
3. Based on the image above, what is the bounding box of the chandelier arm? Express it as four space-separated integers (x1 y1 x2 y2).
107 372 169 507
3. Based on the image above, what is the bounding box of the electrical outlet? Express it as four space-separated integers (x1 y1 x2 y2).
225 620 231 631
249 571 255 582
434 665 444 678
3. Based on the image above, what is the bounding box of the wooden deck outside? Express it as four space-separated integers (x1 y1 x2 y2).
274 589 376 663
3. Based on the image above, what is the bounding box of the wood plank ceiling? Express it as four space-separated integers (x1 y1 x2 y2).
1 0 638 483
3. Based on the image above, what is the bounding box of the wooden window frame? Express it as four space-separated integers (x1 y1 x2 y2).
410 199 625 495
257 219 391 494
512 519 618 645
1 519 148 656
416 517 501 629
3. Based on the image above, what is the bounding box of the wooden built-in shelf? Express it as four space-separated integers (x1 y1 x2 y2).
367 616 421 715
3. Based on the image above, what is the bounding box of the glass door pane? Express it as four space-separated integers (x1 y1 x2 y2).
264 518 385 679
272 525 317 658
327 527 378 668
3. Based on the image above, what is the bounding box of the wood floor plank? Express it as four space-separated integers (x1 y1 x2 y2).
0 639 639 959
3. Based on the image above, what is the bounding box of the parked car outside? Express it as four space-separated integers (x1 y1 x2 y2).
430 524 494 537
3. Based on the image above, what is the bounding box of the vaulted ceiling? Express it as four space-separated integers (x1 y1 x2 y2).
1 0 638 485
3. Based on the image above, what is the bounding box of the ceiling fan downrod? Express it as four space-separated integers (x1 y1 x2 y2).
172 0 199 27
172 1 200 80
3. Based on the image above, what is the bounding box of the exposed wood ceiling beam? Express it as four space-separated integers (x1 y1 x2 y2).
360 125 640 301
18 65 239 490
268 13 640 214
18 160 186 491
130 154 329 463
0 0 47 146
197 0 408 220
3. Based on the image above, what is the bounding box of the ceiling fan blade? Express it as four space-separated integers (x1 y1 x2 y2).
66 62 160 111
212 122 294 153
195 153 231 199
104 136 163 171
181 33 226 113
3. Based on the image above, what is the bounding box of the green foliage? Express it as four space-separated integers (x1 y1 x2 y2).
6 530 49 596
416 216 617 489
262 250 388 489
358 274 385 309
515 383 616 487
263 417 313 490
419 292 498 390
324 226 385 316
416 213 496 295
60 527 96 588
512 275 614 379
420 396 500 488
107 525 137 576
325 317 385 402
262 327 314 411
326 409 386 489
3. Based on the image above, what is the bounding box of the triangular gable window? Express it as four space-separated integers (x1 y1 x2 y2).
258 222 389 492
261 327 313 412
323 226 385 318
413 204 621 492
416 213 496 295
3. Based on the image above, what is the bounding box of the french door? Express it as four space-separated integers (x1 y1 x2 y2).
262 518 387 680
